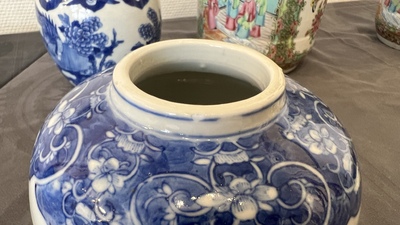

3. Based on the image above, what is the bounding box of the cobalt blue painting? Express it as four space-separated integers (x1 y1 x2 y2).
30 69 361 224
35 0 160 85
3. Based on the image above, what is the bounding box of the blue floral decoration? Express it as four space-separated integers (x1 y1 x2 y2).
131 7 161 51
66 0 119 12
38 0 150 12
36 10 123 85
30 68 361 224
58 14 123 73
38 0 63 11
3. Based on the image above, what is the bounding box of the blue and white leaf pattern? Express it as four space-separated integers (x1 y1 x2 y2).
35 1 160 85
38 0 150 12
38 0 63 11
30 70 361 224
36 9 123 85
67 0 120 12
132 7 161 51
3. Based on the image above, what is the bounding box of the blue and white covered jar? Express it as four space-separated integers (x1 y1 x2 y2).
35 0 161 85
29 39 361 224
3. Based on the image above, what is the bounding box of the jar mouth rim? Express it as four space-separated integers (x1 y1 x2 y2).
112 39 285 120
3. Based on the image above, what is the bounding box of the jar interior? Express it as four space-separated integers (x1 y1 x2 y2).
134 69 262 105
126 40 275 106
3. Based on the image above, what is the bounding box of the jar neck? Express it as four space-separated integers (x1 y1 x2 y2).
108 39 286 138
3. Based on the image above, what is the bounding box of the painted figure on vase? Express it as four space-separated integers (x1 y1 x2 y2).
251 0 268 37
218 0 227 8
225 0 241 31
201 0 282 53
385 0 400 13
207 0 220 29
236 0 256 39
382 0 400 28
199 0 330 71
376 0 400 50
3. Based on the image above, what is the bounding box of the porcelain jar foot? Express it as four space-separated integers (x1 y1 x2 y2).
198 0 328 72
35 0 161 85
30 39 361 225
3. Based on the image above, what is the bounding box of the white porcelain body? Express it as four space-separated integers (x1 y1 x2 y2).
35 0 161 85
376 0 400 49
198 0 328 72
30 39 361 225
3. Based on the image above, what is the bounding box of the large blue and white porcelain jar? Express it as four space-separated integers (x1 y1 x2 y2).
35 0 161 85
29 39 361 224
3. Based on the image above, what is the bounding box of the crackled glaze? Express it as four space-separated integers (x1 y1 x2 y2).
30 40 361 225
35 0 161 85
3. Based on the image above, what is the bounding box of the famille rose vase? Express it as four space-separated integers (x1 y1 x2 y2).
198 0 328 72
29 39 361 225
376 0 400 50
35 0 161 85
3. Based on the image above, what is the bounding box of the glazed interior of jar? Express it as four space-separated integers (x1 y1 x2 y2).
125 39 280 105
134 70 262 105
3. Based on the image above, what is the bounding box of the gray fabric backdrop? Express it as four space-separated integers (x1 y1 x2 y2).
1 0 399 224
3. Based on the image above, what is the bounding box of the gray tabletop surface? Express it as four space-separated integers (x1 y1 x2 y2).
0 32 46 88
1 0 399 224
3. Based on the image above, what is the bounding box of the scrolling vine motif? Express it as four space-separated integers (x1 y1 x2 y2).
30 70 361 224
